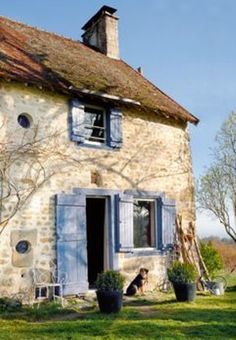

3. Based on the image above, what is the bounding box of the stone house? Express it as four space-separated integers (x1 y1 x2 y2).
0 6 199 297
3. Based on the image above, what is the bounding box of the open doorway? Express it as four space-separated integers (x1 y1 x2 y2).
86 197 108 288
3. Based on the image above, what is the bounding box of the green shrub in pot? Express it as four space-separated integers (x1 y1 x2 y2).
96 270 125 313
96 270 125 292
167 261 198 302
167 261 198 284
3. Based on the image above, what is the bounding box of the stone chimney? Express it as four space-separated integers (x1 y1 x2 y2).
81 6 119 59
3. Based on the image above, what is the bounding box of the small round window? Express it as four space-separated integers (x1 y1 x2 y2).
17 114 32 128
15 240 31 254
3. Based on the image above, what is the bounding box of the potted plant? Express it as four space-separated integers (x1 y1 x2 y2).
96 270 125 313
167 261 197 302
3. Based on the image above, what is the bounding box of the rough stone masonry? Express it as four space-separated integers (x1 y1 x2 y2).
0 82 196 296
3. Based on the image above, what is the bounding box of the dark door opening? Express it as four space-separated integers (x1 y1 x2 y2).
86 197 106 288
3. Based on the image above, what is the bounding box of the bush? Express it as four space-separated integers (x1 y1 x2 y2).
167 261 198 284
200 241 224 276
96 270 125 292
0 297 22 312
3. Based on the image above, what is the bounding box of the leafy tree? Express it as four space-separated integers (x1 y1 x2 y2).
197 112 236 242
200 242 223 277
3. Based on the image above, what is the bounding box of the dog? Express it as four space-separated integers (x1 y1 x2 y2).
125 268 149 296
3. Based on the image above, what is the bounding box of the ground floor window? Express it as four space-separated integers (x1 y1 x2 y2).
133 199 156 248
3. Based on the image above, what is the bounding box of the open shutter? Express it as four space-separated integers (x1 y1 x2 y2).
108 108 123 149
70 99 85 143
156 197 163 249
115 194 133 251
56 194 88 295
162 198 176 250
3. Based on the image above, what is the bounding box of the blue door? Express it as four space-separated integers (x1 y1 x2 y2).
56 193 88 295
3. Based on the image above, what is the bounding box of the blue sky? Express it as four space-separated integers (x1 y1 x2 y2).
1 0 235 238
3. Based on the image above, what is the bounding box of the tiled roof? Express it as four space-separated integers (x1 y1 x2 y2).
0 16 199 125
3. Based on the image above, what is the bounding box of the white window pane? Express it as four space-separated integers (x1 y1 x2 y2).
133 200 155 248
84 107 106 143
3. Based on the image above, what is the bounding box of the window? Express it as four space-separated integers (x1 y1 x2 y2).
133 200 155 248
15 240 31 254
117 192 176 252
70 99 122 149
17 113 32 128
84 107 106 144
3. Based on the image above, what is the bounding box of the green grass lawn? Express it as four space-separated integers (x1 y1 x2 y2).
0 278 235 340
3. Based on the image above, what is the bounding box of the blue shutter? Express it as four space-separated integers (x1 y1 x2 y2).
162 198 176 250
56 194 88 295
115 194 133 251
108 108 123 148
70 99 85 143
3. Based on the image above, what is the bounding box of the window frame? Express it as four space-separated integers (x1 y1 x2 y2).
127 191 162 253
70 98 123 150
17 113 33 129
120 190 176 254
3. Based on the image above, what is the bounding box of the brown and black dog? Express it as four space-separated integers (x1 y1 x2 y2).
125 268 149 296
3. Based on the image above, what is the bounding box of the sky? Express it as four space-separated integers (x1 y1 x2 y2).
1 0 236 238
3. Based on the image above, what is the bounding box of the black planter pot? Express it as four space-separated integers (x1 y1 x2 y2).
96 290 123 313
173 282 196 302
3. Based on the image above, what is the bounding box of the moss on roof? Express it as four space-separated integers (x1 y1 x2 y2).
0 16 199 125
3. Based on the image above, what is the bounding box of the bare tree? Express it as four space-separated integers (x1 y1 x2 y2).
0 118 194 238
0 123 73 235
197 112 236 242
0 121 106 235
0 116 206 285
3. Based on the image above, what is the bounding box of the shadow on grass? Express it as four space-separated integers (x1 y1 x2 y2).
0 295 236 340
112 321 236 339
226 285 236 292
154 307 235 322
123 293 236 307
1 302 235 324
1 316 235 339
123 297 176 307
0 304 82 322
0 291 235 328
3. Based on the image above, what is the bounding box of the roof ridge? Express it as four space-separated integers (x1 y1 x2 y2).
0 15 85 47
0 15 124 61
0 15 199 125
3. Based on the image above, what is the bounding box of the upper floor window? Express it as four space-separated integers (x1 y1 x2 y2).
84 107 106 144
70 99 122 149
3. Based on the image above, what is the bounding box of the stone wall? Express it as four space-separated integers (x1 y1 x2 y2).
0 82 196 296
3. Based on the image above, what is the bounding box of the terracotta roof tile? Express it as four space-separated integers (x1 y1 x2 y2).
0 16 199 125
